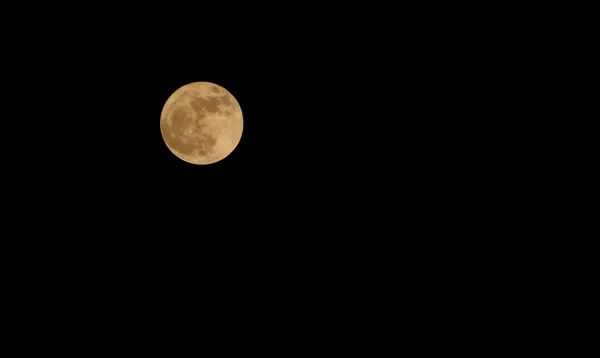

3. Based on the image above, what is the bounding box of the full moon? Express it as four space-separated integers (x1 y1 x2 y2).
160 81 243 165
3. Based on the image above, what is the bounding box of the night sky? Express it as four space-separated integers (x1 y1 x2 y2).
0 8 537 342
4 4 516 267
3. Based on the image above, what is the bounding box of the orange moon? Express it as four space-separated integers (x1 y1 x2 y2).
160 82 243 165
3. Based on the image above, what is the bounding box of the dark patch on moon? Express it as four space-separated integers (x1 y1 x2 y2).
189 98 205 113
169 107 191 135
219 95 232 107
205 97 220 112
211 86 221 93
189 96 220 113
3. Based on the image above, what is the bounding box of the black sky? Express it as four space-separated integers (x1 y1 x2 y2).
0 7 540 324
3 4 517 252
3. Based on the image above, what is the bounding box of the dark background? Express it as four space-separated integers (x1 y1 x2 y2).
2 4 529 270
0 5 554 346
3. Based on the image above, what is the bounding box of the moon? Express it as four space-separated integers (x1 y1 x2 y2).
160 82 243 165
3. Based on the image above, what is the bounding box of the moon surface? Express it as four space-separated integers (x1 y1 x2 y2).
160 82 243 165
